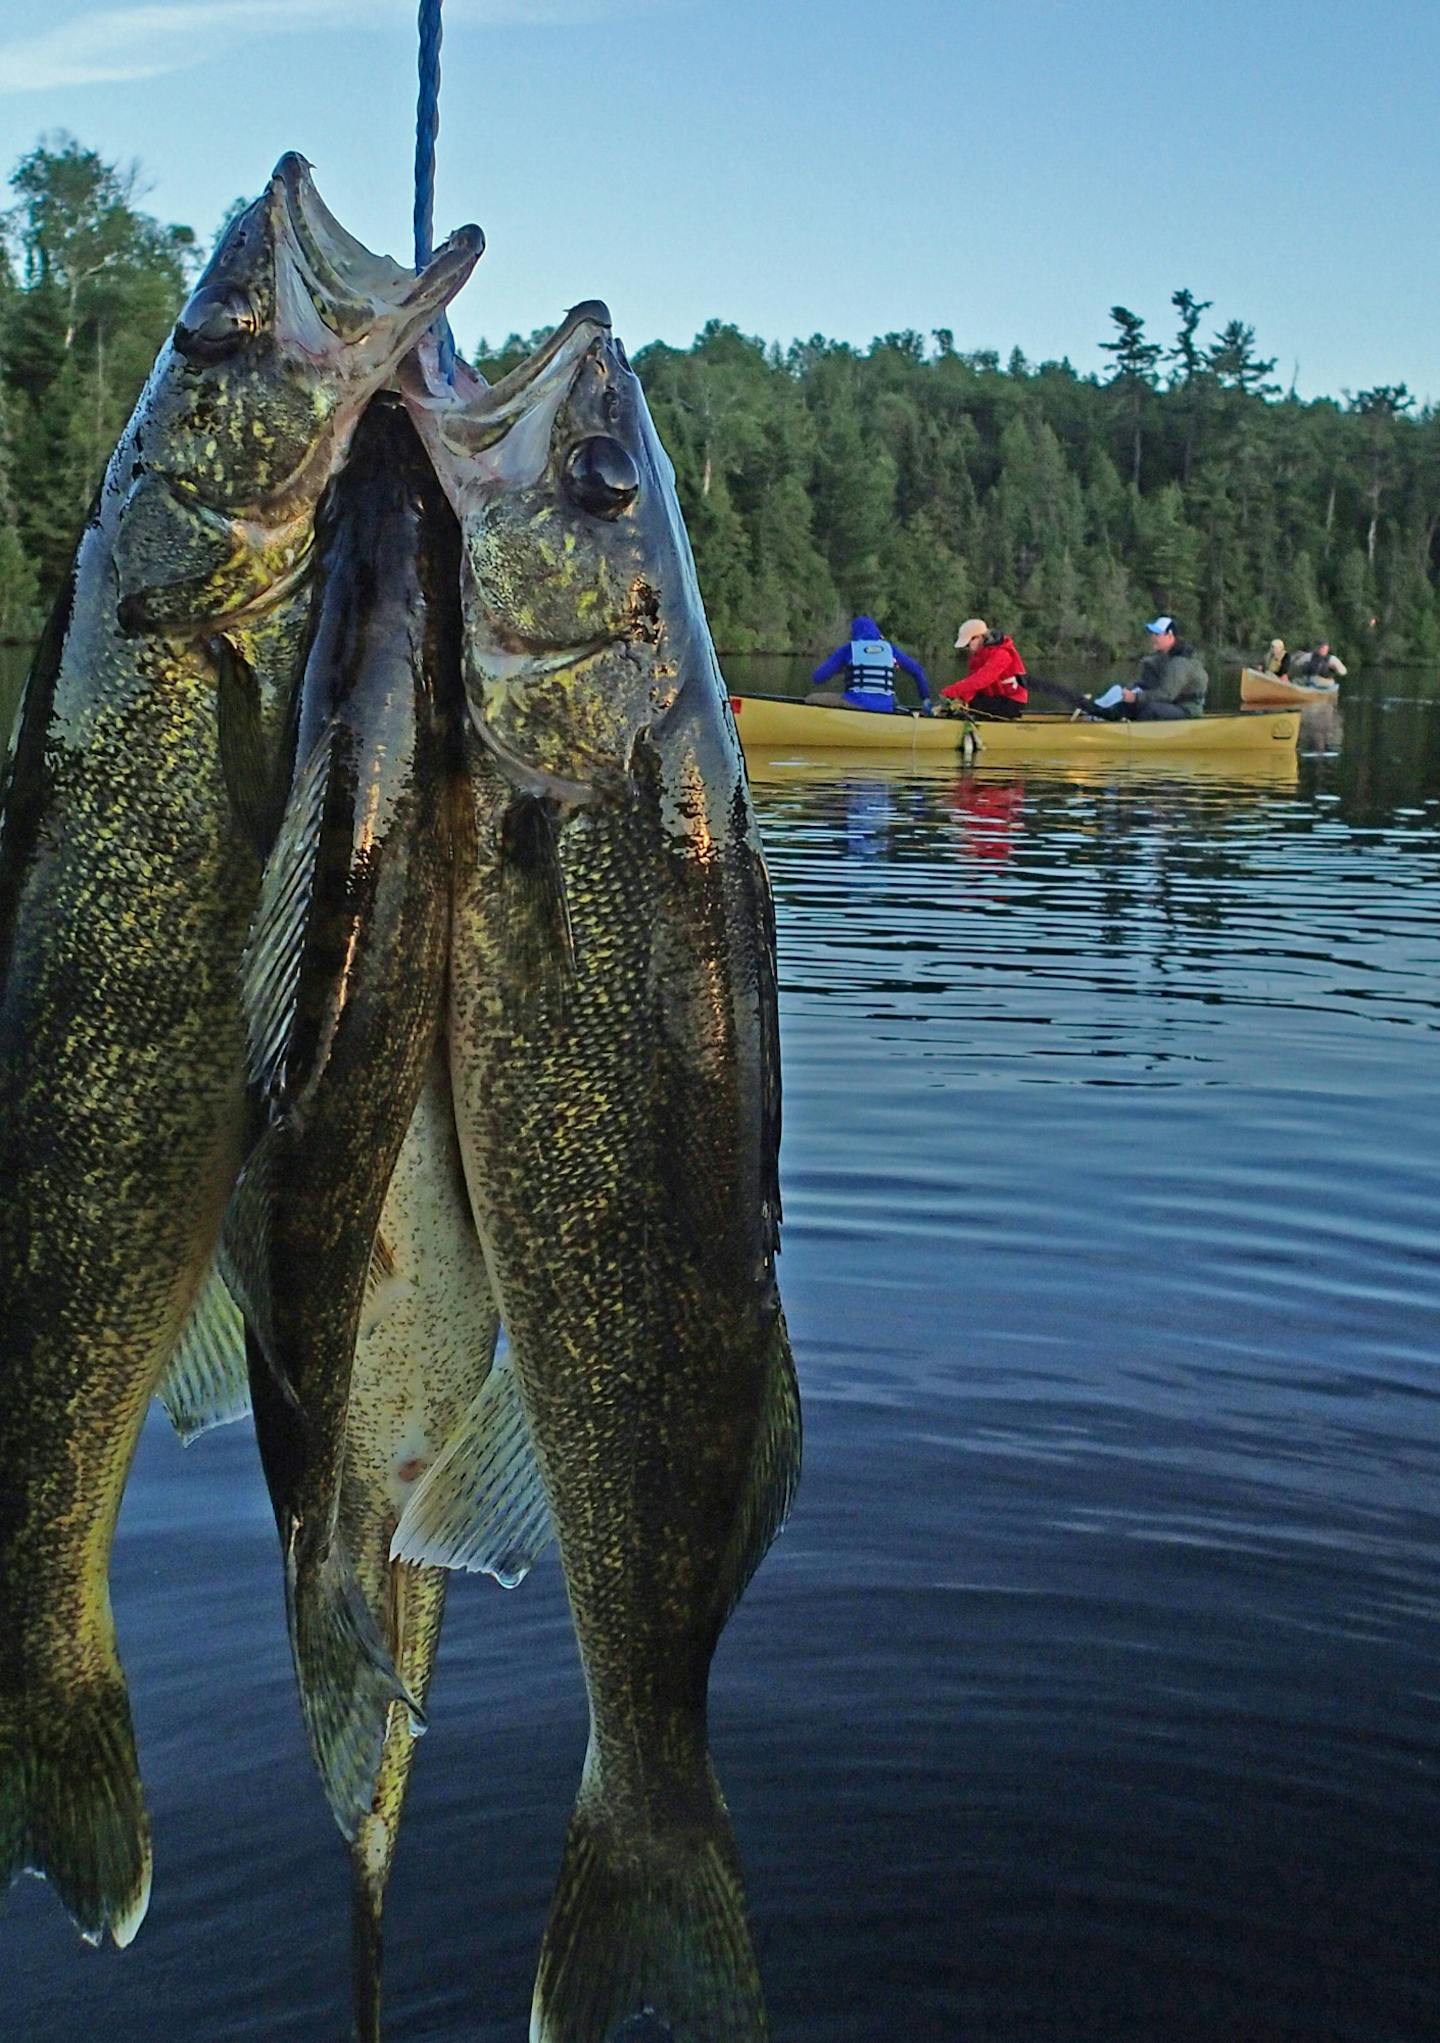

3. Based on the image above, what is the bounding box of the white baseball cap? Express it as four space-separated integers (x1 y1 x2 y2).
1146 615 1176 635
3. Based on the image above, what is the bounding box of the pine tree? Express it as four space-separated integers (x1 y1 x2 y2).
1099 307 1162 486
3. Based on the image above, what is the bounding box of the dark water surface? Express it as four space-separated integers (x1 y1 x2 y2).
6 647 1440 2041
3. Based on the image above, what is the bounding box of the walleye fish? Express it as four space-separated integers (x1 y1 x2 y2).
347 1048 552 2043
404 307 799 2043
235 393 550 2042
227 392 468 1855
0 160 480 1950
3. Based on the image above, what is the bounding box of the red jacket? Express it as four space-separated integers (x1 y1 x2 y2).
941 635 1028 704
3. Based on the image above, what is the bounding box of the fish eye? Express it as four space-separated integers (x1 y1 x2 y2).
174 287 261 363
563 435 639 520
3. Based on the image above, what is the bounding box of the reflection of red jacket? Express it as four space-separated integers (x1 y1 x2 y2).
942 635 1028 704
948 779 1025 862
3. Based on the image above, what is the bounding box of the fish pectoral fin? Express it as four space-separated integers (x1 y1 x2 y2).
359 1229 410 1337
155 1258 251 1442
532 1784 766 2043
0 1669 152 1949
290 1538 421 1843
218 1121 290 1397
496 793 578 1000
211 632 287 859
389 1353 552 1585
241 726 337 1104
714 1310 803 1629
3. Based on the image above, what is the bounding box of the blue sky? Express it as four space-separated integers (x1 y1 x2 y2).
2 0 1436 401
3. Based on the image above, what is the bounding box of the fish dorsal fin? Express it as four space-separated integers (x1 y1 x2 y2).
754 845 784 1252
390 1352 552 1586
155 1259 251 1441
240 729 335 1106
712 1310 802 1630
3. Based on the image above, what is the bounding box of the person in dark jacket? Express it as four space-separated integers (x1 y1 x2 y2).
808 614 931 713
1086 615 1208 721
940 617 1028 718
1289 640 1347 681
1261 638 1290 677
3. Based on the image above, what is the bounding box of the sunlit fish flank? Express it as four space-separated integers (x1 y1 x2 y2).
403 305 799 2041
222 396 461 1910
0 161 480 1952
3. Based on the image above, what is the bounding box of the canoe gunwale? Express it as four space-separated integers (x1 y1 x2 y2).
728 693 1302 757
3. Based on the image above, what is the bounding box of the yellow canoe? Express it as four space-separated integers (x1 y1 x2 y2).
1240 666 1338 707
729 694 1301 759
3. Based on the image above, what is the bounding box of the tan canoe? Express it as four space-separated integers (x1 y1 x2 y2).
1240 666 1338 707
729 693 1302 759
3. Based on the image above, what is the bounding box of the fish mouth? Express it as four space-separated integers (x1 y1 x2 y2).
405 300 646 808
269 152 483 372
403 299 613 471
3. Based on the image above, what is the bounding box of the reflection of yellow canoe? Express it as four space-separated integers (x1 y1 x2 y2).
1240 666 1338 707
729 694 1301 758
742 746 1300 791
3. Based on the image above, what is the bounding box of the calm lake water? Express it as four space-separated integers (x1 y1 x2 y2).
5 644 1440 2041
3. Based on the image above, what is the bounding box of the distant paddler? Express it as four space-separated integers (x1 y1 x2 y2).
1288 639 1347 683
940 617 1029 718
0 160 481 1951
403 302 799 2042
807 612 933 713
1081 614 1209 721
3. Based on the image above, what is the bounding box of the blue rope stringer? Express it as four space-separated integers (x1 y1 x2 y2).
414 0 456 377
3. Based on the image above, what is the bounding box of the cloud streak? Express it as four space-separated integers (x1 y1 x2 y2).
0 0 635 93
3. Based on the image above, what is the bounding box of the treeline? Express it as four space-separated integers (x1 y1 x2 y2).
618 315 1440 663
0 137 199 640
4 135 1439 668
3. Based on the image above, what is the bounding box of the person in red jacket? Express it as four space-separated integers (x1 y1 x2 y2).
941 618 1029 718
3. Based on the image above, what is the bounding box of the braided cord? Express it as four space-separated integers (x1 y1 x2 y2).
414 0 455 376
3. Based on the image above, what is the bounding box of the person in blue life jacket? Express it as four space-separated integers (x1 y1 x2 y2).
806 615 933 713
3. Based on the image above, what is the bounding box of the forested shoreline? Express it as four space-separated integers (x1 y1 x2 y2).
3 134 1438 667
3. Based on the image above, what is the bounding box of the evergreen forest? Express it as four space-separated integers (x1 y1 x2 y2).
3 135 1439 667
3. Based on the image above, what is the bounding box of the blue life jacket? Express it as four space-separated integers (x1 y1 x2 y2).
846 638 897 708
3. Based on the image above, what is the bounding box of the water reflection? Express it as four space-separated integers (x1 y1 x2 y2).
4 645 1440 2042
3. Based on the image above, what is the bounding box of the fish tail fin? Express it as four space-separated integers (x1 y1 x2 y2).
532 1769 767 2043
350 1848 386 2043
346 1560 445 2043
289 1539 420 1844
0 1672 152 1949
347 1710 410 2043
